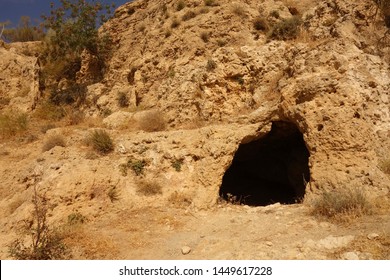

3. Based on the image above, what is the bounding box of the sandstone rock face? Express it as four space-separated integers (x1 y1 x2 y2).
1 0 390 209
96 0 390 201
0 41 41 112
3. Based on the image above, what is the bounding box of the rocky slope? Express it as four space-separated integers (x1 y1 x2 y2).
0 0 389 259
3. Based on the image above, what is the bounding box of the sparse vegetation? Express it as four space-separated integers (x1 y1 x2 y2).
200 31 210 42
206 59 217 71
88 129 114 154
67 212 86 226
168 191 192 208
117 91 129 108
119 163 128 176
171 159 184 172
253 16 270 32
182 10 197 21
268 16 302 40
176 0 186 11
138 110 166 132
1 16 44 42
0 111 28 138
8 187 68 260
39 0 115 100
171 17 181 28
49 83 87 106
34 102 65 121
231 4 246 17
311 187 373 221
216 39 227 47
270 10 280 19
204 0 218 7
136 180 162 196
128 159 147 176
164 29 172 38
107 186 120 202
42 135 66 152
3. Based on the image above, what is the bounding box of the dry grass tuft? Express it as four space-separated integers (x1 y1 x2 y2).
34 102 65 121
0 111 28 138
168 191 192 208
138 110 166 132
311 187 373 222
42 135 66 152
136 180 162 196
87 129 114 154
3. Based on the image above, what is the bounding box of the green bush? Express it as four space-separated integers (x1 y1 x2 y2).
88 129 114 154
171 159 183 172
128 159 147 176
40 0 115 85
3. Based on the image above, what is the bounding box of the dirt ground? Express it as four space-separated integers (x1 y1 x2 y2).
59 201 390 260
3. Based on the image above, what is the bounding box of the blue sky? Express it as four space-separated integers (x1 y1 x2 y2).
0 0 131 26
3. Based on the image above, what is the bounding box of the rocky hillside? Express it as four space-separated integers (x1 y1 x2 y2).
0 0 389 259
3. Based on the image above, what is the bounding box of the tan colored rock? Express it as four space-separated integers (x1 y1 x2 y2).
0 41 41 111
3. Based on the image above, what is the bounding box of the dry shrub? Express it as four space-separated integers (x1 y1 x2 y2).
65 109 84 125
88 129 114 154
176 0 186 11
117 91 129 108
253 16 270 32
168 191 192 208
136 180 162 196
34 102 65 121
138 110 166 132
182 10 197 21
8 187 69 259
42 135 66 152
231 4 246 17
171 17 181 28
206 59 217 71
204 0 218 7
67 212 87 226
107 186 120 202
311 187 373 222
268 16 302 40
200 31 210 42
0 111 28 138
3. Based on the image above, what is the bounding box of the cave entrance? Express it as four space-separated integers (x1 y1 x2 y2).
219 121 310 206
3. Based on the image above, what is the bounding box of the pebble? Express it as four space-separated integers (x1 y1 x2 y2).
367 233 379 240
342 252 359 260
266 241 273 247
181 246 191 255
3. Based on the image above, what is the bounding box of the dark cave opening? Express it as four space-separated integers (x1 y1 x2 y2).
219 121 310 206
